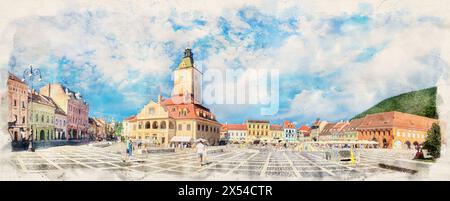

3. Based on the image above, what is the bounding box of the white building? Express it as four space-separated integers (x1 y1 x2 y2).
222 124 247 143
283 120 297 142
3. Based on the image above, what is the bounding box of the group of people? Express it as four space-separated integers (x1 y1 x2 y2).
123 137 209 166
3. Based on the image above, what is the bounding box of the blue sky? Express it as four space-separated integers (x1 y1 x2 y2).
4 1 447 126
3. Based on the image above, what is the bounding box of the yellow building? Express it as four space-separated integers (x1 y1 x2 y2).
29 91 56 141
125 48 221 147
247 120 270 143
269 124 284 142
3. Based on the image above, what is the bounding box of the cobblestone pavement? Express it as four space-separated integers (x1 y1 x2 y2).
8 144 416 180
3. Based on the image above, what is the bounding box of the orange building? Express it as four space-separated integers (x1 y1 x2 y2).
357 111 437 149
298 125 311 141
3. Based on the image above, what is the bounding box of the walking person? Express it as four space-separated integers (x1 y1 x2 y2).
128 138 133 160
124 138 133 161
196 139 207 166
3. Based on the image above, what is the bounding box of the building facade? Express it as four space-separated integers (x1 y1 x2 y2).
310 119 328 141
283 120 297 142
53 104 67 140
340 118 363 141
298 125 311 142
88 117 108 140
318 123 335 141
40 84 89 140
122 115 136 138
330 121 349 141
29 91 56 141
270 124 284 142
357 111 437 149
247 120 270 143
221 124 247 143
126 49 221 147
7 73 29 141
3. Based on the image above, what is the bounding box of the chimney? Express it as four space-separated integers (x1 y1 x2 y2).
158 94 163 103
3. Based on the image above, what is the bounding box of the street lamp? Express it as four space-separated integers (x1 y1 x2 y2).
22 65 42 152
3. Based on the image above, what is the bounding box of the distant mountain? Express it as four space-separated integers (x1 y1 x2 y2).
353 87 437 119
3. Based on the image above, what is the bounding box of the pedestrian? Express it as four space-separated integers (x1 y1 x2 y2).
125 138 133 161
196 140 207 166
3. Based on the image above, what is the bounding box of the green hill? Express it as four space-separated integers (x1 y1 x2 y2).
352 87 437 119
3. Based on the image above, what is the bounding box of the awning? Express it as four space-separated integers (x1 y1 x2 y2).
170 136 193 143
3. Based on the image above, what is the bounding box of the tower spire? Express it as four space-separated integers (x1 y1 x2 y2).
178 48 194 69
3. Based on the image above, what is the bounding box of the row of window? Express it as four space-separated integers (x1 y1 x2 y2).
30 113 54 124
228 132 246 137
285 129 296 134
8 86 27 95
136 121 172 130
248 124 269 129
69 116 87 126
197 124 219 133
12 115 26 124
68 104 87 115
133 121 220 133
361 131 392 137
55 118 66 127
396 131 425 139
249 131 269 136
12 99 26 109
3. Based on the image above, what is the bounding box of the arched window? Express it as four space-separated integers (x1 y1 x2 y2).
169 122 174 129
138 122 142 129
152 121 158 129
145 121 151 129
160 121 167 129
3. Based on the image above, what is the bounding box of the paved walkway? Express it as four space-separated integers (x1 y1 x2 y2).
8 144 416 180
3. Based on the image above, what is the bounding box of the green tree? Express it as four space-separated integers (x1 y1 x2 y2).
114 122 123 137
423 123 441 158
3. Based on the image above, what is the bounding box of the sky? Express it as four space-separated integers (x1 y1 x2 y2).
1 0 449 126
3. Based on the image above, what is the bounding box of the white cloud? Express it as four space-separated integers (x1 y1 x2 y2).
1 0 449 125
283 89 340 120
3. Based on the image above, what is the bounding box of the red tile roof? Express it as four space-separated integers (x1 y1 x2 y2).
342 118 364 132
333 121 349 132
319 123 336 136
283 120 296 129
123 115 137 122
298 125 311 132
160 96 217 122
222 124 247 131
270 124 283 131
358 111 437 131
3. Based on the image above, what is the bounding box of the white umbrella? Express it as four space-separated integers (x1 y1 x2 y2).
196 138 206 143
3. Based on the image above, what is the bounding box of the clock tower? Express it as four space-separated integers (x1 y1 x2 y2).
172 48 202 104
